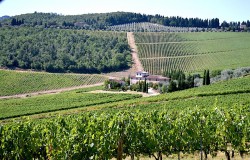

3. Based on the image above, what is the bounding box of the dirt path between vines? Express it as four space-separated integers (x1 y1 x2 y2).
89 89 159 97
0 83 104 99
104 32 144 78
127 32 144 72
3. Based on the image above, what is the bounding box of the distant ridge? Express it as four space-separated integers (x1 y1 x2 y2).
0 12 220 29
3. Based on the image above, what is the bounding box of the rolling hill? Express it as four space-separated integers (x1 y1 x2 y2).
0 27 131 73
0 70 107 96
134 32 250 74
1 12 250 160
1 75 249 159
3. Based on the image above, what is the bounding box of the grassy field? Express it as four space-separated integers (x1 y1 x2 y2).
134 32 250 74
0 70 107 96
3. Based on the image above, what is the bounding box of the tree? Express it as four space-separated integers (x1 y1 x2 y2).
104 80 110 90
203 70 210 85
203 70 207 85
167 81 177 92
178 73 186 90
161 84 167 93
138 81 142 92
143 78 146 92
186 74 194 88
125 76 130 86
11 18 17 26
0 27 131 73
206 70 210 85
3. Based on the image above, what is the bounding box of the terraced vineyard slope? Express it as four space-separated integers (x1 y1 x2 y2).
134 32 250 74
0 70 107 96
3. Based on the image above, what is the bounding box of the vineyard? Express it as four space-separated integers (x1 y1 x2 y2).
134 32 250 74
108 22 206 32
1 76 249 121
144 75 250 103
1 9 250 160
101 76 250 114
0 87 142 119
0 105 249 159
0 76 250 159
0 70 107 96
1 23 250 160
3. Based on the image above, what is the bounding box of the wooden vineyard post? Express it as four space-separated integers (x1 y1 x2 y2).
117 120 125 160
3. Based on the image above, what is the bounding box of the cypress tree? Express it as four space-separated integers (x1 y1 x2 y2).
11 18 16 26
138 81 141 92
206 69 210 85
143 78 147 93
203 70 207 85
191 75 194 87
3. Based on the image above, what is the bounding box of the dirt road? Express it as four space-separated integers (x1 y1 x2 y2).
0 83 103 99
103 32 144 78
127 32 144 72
89 89 160 97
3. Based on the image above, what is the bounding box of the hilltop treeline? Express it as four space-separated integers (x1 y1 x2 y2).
0 27 131 73
1 12 250 31
1 12 220 29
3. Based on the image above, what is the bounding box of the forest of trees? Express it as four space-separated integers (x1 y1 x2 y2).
0 27 131 73
1 12 221 29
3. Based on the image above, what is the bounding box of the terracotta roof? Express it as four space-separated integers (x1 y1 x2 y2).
131 75 170 81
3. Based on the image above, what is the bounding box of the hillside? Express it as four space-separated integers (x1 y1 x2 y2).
134 32 250 74
0 70 107 96
0 76 249 159
1 75 249 120
0 87 141 119
0 27 131 73
1 11 250 160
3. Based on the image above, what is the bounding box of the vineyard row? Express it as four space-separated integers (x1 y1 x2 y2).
0 105 249 159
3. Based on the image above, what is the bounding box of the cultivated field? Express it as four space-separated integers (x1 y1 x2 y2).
0 86 141 119
134 32 250 74
1 71 250 159
1 24 250 159
0 70 107 96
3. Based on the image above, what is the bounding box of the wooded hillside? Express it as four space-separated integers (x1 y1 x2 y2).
0 27 131 73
